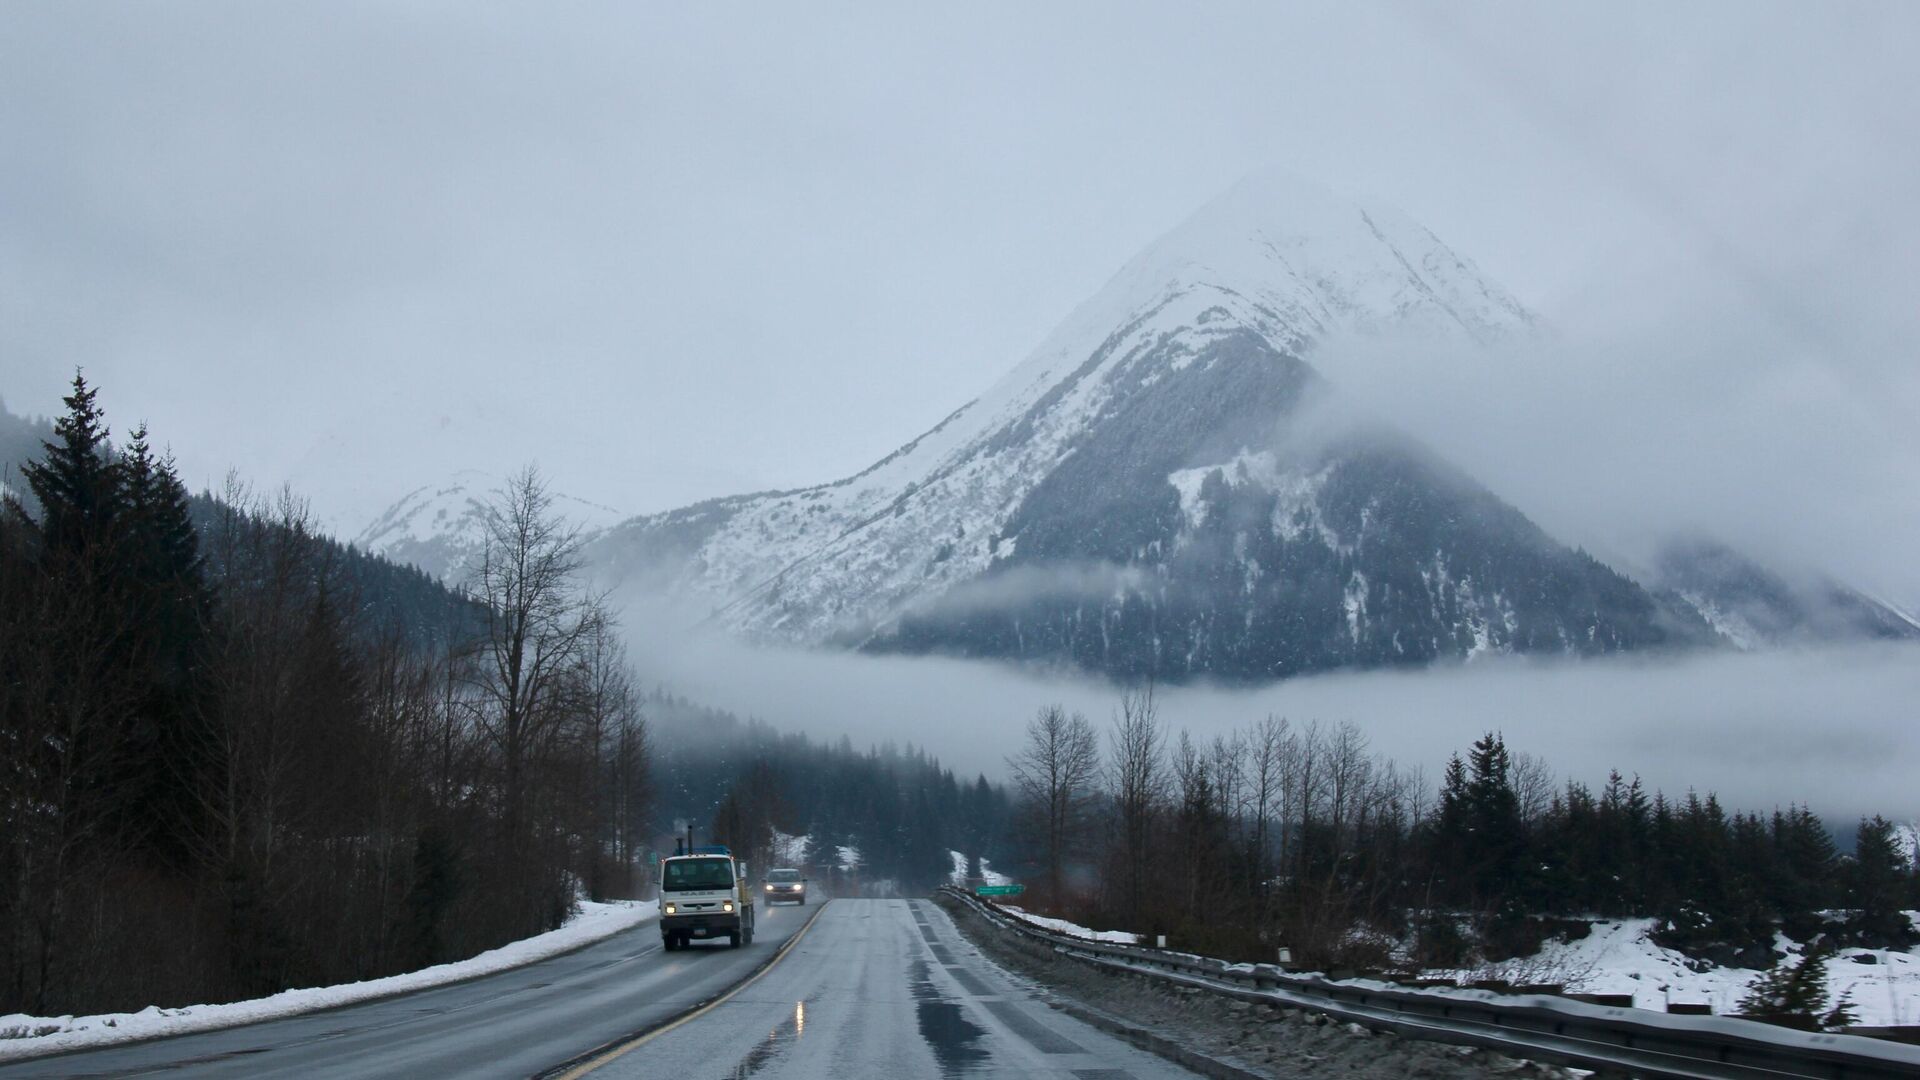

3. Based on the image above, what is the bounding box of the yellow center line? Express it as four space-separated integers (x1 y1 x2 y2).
552 903 830 1079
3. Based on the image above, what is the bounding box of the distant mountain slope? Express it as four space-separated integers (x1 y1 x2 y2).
0 397 55 497
1652 538 1920 649
355 469 624 584
1 394 476 647
190 492 481 648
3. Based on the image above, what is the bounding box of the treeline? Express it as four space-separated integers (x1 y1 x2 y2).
648 695 1013 892
1004 689 1920 971
1 375 651 1017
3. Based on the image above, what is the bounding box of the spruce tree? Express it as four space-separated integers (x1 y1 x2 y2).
20 371 122 557
1737 943 1838 1030
1464 733 1524 905
1846 817 1915 948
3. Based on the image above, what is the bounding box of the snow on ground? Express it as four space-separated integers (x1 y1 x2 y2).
981 905 1920 1026
1001 907 1144 945
0 898 658 1063
945 851 1014 887
1421 916 1920 1027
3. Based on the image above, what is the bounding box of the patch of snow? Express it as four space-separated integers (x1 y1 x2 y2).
1676 589 1765 651
1166 450 1348 554
1891 826 1919 869
946 851 1013 887
1344 571 1369 644
836 845 862 871
1002 906 1144 946
1417 917 1920 1027
0 898 657 1063
769 829 812 867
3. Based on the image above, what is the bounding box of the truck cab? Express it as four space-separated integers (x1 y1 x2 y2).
659 846 756 950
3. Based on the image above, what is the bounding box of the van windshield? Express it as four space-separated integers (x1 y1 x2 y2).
767 869 800 883
663 859 733 891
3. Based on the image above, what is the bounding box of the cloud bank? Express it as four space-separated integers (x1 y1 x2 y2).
627 610 1919 827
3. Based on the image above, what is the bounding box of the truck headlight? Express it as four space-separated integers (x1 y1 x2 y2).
722 900 734 913
664 903 676 915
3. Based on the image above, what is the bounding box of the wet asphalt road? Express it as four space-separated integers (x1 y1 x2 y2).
577 898 1196 1079
0 900 819 1079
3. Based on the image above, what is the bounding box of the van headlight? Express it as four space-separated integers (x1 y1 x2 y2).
664 903 676 915
722 900 734 913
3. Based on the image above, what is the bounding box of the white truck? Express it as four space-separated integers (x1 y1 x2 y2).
658 845 756 950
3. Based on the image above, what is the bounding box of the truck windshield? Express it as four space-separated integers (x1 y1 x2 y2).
663 859 733 891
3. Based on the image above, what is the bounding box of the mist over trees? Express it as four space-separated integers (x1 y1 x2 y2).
998 696 1920 986
1 376 653 1016
646 693 1015 893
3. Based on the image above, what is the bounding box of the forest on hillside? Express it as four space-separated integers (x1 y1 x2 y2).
2 377 650 1016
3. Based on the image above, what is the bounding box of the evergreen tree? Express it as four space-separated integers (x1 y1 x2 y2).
1737 943 1839 1031
19 372 122 558
1771 805 1839 931
1464 733 1524 905
1845 816 1915 948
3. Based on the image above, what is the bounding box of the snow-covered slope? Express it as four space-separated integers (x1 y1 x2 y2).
588 175 1584 655
1426 917 1920 1028
357 470 624 583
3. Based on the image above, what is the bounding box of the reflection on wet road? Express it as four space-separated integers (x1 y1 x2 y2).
910 957 989 1075
589 899 1196 1079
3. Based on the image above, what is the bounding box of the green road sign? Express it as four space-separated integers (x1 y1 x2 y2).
975 884 1025 897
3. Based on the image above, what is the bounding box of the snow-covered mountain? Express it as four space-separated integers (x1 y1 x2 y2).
585 174 1724 679
358 174 1912 681
355 470 624 583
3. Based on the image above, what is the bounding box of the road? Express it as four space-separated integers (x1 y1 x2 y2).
573 898 1196 1079
0 900 819 1079
3 898 1195 1079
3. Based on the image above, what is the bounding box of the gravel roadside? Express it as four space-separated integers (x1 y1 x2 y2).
934 893 1600 1080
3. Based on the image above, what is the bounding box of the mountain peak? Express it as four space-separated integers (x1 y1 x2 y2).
1120 169 1536 348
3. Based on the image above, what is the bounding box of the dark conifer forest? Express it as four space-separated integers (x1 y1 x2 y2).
1 376 650 1015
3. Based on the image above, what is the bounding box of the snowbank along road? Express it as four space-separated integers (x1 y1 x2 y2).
0 903 820 1079
568 898 1198 1079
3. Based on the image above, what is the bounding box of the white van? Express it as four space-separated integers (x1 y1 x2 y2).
659 846 756 949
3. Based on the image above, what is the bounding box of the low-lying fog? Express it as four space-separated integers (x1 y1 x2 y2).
626 617 1919 827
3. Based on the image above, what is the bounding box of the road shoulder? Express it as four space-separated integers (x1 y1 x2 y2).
0 898 658 1066
933 893 1578 1080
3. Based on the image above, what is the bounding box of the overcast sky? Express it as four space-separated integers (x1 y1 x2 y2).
4 3 1917 596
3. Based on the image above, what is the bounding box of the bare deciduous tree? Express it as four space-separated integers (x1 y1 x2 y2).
1007 705 1099 904
468 467 599 849
1106 685 1166 924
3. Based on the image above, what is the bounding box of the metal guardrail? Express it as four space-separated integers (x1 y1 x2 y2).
937 887 1920 1080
